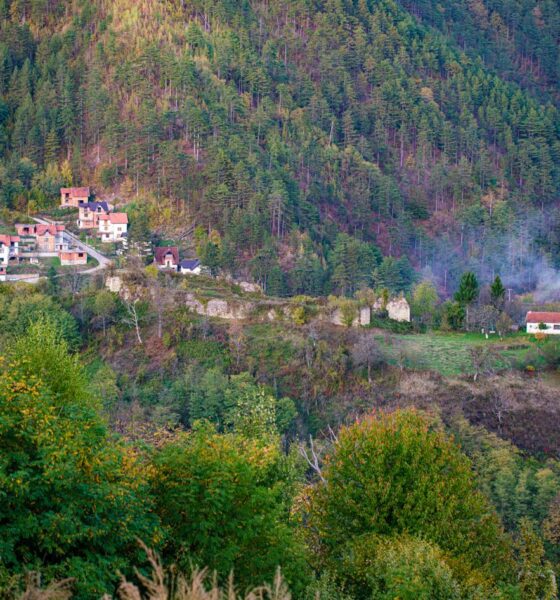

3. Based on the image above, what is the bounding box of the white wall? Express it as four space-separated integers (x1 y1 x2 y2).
527 322 560 334
181 266 201 275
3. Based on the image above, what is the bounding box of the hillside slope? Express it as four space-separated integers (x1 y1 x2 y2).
1 0 559 295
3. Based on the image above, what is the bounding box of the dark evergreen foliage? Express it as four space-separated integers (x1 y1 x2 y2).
0 0 559 295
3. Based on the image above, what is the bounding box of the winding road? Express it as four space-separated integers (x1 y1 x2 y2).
33 216 112 275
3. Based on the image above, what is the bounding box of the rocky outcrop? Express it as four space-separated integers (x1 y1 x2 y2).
106 275 123 293
106 271 409 327
185 294 255 320
238 281 262 294
387 297 410 322
330 305 371 327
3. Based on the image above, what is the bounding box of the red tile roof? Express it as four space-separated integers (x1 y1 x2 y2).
36 224 65 236
526 311 560 324
155 246 179 265
99 213 128 225
109 213 128 225
0 235 20 245
16 224 64 236
61 187 90 196
15 224 34 234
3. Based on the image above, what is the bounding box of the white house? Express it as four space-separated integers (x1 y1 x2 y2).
98 213 128 242
0 235 20 264
526 311 560 334
180 258 202 275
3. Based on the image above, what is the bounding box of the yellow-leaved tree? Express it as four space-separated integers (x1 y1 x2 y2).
0 320 159 597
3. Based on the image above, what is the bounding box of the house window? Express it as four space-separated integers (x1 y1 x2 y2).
554 325 560 330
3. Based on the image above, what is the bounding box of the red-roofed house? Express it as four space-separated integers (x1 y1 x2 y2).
526 311 560 334
60 187 91 207
98 213 128 242
0 235 19 264
16 223 67 252
154 247 179 270
59 250 88 266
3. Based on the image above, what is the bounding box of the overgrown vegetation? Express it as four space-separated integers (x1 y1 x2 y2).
2 281 560 598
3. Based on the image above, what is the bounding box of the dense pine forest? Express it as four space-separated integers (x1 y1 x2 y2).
1 0 559 295
2 0 560 598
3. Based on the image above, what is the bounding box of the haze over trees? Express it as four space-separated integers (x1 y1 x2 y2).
1 0 559 295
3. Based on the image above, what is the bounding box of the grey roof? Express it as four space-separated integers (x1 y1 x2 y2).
83 201 109 212
180 259 201 270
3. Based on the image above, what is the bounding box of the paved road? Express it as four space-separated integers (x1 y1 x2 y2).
33 216 111 274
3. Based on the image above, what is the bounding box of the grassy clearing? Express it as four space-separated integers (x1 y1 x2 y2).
376 331 533 376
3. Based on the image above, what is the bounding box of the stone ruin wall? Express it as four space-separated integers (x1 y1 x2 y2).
106 274 410 327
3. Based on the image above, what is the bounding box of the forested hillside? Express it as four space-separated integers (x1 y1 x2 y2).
1 0 559 295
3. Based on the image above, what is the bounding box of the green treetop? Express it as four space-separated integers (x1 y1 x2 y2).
490 275 506 308
305 410 516 596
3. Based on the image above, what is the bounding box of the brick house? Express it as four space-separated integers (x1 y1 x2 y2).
60 187 91 207
98 213 128 242
16 224 67 252
59 250 88 266
155 247 179 270
77 201 110 229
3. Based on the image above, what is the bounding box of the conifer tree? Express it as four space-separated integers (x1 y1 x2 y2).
454 272 479 329
490 275 506 309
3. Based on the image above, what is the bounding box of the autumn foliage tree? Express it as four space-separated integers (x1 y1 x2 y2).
0 320 158 597
305 410 517 597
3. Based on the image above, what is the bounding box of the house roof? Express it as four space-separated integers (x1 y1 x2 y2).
16 224 64 236
37 224 65 236
155 246 179 265
0 235 20 245
61 186 90 196
526 311 560 324
81 201 109 212
180 259 200 270
99 213 128 225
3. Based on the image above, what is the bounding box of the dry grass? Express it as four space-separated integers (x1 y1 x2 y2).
17 545 291 600
115 545 291 600
17 574 74 600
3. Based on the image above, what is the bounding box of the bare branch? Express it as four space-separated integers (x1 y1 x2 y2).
298 436 326 483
